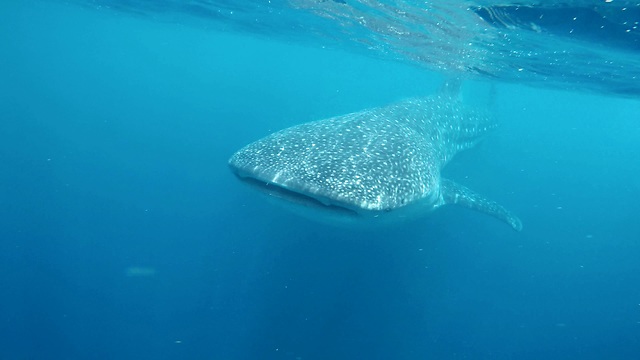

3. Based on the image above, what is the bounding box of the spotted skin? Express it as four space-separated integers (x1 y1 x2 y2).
229 95 522 231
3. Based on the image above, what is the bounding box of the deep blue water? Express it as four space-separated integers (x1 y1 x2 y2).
2 1 640 359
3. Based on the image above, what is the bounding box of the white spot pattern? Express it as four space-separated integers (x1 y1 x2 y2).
229 95 493 212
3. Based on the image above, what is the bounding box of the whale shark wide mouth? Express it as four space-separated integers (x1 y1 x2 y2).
232 171 361 217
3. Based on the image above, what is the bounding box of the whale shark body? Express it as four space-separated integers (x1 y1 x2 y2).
229 89 522 231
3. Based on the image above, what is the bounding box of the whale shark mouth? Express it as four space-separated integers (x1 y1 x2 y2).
232 171 361 217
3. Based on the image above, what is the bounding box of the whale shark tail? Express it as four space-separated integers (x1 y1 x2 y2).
441 178 523 231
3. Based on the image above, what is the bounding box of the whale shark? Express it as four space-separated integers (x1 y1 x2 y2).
228 84 522 231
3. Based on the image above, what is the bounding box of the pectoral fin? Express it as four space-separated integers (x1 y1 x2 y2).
441 178 523 231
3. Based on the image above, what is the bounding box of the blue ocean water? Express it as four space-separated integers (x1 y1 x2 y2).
1 1 640 359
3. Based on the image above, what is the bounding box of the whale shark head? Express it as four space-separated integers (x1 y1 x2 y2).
228 99 460 224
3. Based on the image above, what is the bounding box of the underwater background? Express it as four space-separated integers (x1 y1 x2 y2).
1 1 640 359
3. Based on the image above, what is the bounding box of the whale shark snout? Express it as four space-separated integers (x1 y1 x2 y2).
231 170 363 218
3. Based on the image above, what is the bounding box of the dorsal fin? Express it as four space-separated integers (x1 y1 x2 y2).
441 178 522 231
